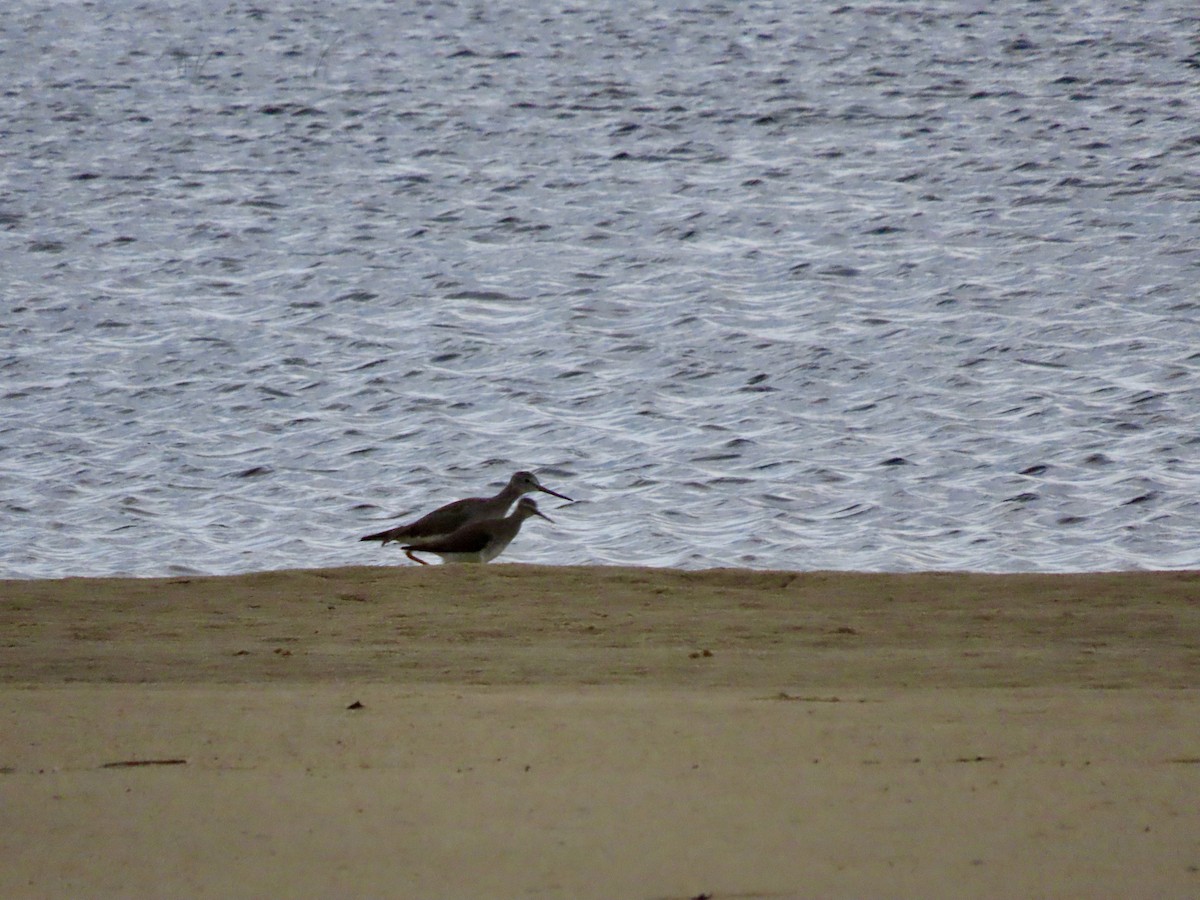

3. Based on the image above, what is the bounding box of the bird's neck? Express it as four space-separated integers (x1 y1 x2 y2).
494 483 523 504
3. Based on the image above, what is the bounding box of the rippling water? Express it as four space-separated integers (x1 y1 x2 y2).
3 1 1199 577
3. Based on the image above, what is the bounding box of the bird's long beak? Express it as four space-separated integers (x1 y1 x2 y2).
534 509 554 523
537 485 573 502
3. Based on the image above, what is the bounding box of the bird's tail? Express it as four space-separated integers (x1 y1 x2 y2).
359 528 397 544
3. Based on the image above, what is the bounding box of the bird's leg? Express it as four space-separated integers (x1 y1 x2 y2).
405 549 430 566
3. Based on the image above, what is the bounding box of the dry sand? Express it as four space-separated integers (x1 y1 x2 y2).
2 566 1198 898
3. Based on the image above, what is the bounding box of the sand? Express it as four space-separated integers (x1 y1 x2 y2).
2 566 1198 898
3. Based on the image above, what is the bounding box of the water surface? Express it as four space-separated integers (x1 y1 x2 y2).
3 1 1199 575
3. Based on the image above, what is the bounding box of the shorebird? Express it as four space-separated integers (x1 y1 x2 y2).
401 497 553 565
359 470 570 549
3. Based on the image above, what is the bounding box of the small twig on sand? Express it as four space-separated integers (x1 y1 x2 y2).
101 759 188 768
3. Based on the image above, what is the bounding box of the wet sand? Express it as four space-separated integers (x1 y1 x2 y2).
3 566 1198 898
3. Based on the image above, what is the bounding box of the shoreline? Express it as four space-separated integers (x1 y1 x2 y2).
3 566 1197 688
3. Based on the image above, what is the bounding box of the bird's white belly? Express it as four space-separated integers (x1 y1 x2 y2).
436 535 513 564
434 551 489 564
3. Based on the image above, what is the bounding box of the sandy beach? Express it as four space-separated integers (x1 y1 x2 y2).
3 566 1198 898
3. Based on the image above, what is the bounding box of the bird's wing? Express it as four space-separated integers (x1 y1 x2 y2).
404 521 494 554
362 495 485 543
402 497 481 539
